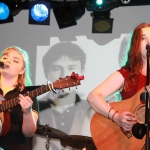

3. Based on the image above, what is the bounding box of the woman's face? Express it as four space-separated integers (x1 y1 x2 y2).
0 49 25 78
141 27 150 61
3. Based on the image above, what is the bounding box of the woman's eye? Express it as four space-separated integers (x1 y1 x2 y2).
14 60 19 63
2 57 7 59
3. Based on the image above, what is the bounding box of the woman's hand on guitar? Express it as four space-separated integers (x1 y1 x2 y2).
19 94 33 114
114 111 137 131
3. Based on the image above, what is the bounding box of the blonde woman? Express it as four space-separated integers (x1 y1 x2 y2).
0 46 39 150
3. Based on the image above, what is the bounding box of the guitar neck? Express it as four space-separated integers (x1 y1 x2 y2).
0 73 84 112
0 84 50 112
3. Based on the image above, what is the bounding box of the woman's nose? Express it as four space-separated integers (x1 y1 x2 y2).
146 41 150 50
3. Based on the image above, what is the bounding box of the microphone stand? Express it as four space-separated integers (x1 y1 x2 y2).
144 44 150 150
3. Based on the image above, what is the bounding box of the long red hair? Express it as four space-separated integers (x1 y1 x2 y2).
123 23 150 91
125 23 150 78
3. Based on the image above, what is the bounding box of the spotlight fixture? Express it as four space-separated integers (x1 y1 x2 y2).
91 10 113 33
0 0 13 24
53 5 77 29
85 0 119 33
29 1 50 25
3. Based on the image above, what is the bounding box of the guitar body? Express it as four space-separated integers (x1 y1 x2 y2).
90 87 145 150
0 99 10 137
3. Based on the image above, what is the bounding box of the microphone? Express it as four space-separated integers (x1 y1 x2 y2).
146 44 150 51
0 61 6 69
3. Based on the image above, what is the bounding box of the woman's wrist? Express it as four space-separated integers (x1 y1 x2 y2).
108 108 119 122
108 107 114 119
111 111 119 122
22 109 32 115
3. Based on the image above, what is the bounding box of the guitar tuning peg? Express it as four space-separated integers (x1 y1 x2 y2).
61 89 64 92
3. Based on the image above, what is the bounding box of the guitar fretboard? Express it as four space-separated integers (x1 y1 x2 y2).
0 84 50 112
0 74 82 112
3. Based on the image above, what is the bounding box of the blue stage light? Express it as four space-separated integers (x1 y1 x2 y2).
0 2 10 20
29 1 50 25
30 4 49 22
0 1 13 24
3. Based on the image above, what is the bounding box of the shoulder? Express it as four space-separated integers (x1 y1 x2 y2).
117 67 130 78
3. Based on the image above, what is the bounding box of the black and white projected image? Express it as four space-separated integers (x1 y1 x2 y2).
33 35 123 150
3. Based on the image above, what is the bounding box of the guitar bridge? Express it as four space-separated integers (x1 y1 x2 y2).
125 131 132 138
121 127 132 139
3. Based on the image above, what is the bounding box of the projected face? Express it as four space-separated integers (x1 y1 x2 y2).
47 55 84 95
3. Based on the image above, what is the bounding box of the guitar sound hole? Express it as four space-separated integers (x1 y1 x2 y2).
135 104 145 124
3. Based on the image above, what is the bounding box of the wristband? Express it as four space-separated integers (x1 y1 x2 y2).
112 111 119 122
108 107 113 119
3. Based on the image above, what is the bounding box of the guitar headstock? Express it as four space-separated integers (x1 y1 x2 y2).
53 72 84 90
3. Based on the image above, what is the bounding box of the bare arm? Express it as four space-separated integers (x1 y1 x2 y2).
22 110 38 137
19 94 38 137
87 71 124 117
87 71 137 131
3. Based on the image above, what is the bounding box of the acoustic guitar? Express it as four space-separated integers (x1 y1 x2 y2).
0 72 84 138
90 87 147 150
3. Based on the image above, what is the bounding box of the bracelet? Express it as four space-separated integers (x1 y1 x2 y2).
112 111 119 123
108 107 113 119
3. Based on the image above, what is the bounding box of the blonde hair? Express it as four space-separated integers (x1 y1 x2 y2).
0 46 32 91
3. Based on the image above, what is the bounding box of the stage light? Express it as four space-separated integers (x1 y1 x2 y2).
53 5 77 29
91 10 113 33
0 1 13 24
53 1 85 29
29 1 50 25
85 0 119 33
